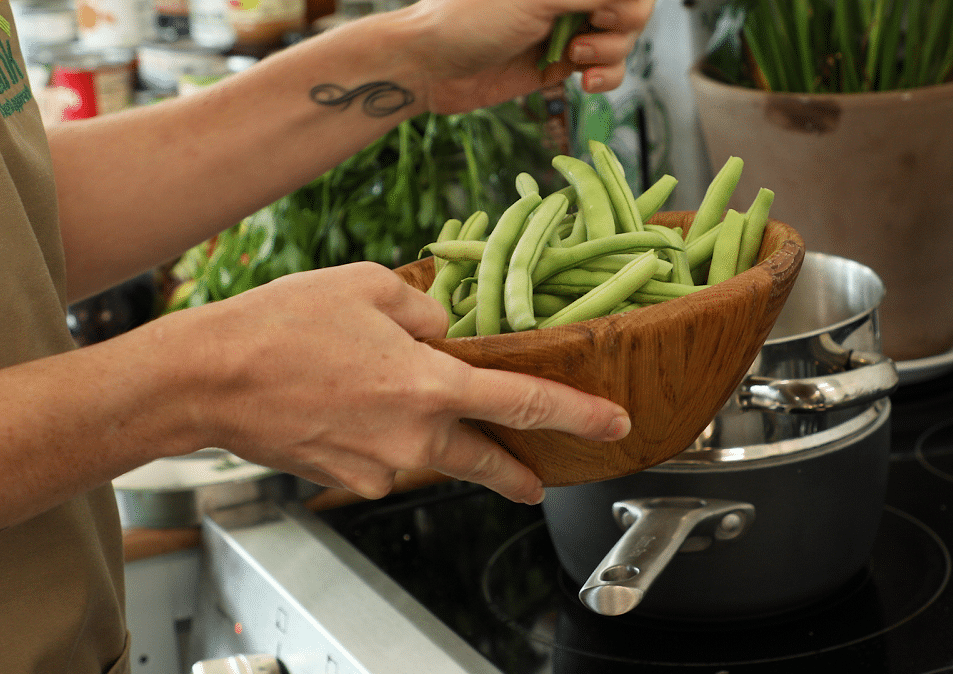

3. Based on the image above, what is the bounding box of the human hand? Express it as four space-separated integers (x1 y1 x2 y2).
404 0 656 113
167 262 630 504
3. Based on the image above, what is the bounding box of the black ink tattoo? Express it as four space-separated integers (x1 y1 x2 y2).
309 81 415 117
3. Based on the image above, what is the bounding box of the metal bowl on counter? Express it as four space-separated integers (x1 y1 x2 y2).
114 448 321 529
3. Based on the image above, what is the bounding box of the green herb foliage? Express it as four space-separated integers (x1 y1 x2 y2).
706 0 953 93
166 100 560 312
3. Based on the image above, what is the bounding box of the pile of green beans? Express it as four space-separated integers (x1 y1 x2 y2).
421 141 775 338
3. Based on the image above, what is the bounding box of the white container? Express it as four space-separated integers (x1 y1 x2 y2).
75 0 157 49
10 0 77 61
188 0 235 50
137 39 229 92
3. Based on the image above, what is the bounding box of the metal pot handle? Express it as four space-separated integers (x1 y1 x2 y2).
578 497 755 616
739 345 899 414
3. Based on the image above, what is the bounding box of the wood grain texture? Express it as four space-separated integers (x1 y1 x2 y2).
396 212 805 486
123 526 201 562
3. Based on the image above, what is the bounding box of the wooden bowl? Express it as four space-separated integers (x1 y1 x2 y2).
395 211 805 486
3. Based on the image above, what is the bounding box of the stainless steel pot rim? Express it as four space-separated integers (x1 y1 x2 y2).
113 448 278 493
655 398 889 471
762 251 885 347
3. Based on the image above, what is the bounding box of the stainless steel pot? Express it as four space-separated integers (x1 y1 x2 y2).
541 252 899 621
707 251 898 447
113 448 321 529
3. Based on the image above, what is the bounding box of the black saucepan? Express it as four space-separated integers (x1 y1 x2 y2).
541 252 899 620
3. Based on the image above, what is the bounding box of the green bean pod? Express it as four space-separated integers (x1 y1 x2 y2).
685 222 722 271
433 218 462 273
644 225 693 286
538 251 660 328
532 230 680 285
737 188 774 272
446 306 477 338
539 12 587 68
707 209 746 285
427 212 489 327
505 192 571 331
452 291 477 317
459 210 490 241
634 174 678 221
685 156 744 245
421 240 486 263
630 279 708 302
552 155 616 240
581 254 673 281
515 172 540 198
589 139 645 233
476 192 542 335
532 293 573 317
559 211 587 247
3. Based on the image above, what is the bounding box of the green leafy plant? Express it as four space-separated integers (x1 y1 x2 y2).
165 99 561 312
706 0 953 93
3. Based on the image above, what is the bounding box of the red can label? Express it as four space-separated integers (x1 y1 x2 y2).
48 61 132 121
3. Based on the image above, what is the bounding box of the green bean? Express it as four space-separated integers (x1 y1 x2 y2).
581 254 673 281
685 222 722 270
533 293 573 317
559 211 587 247
644 225 693 286
634 174 678 221
433 218 462 273
515 172 540 198
539 12 587 68
552 155 616 240
630 279 708 304
451 275 476 306
538 270 703 301
421 240 486 263
459 210 490 241
550 214 577 247
505 193 571 331
446 306 477 338
737 188 774 272
476 192 542 335
538 251 659 328
427 212 489 329
707 209 746 285
532 230 680 285
552 185 578 209
685 156 743 245
453 291 477 316
610 300 642 314
589 139 644 233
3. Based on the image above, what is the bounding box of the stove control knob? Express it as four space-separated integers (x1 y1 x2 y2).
192 654 287 674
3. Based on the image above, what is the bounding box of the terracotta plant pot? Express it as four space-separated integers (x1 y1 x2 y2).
690 65 953 362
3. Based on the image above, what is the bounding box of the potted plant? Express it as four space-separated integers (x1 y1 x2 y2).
689 0 953 367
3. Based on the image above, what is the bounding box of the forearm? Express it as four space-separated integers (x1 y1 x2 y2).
50 8 430 301
0 323 208 529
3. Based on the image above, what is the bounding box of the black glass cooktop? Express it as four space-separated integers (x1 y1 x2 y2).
320 372 953 673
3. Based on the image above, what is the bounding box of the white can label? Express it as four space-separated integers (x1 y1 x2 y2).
76 0 156 49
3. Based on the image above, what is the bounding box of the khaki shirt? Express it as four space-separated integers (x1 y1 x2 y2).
0 8 129 673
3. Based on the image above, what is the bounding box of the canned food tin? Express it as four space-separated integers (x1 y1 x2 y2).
137 39 229 93
226 0 305 51
43 46 135 121
76 0 157 49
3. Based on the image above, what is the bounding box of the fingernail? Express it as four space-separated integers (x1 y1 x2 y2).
524 486 545 506
590 8 618 28
571 43 595 62
606 413 631 440
584 71 605 91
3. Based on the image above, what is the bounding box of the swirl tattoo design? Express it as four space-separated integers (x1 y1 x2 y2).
309 82 415 117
